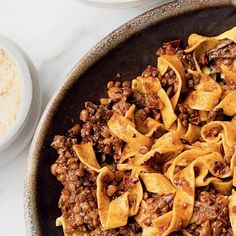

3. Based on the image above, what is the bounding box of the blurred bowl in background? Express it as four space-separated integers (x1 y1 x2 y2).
81 0 173 8
0 36 42 166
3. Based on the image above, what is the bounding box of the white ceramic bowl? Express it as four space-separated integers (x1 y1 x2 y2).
0 36 42 166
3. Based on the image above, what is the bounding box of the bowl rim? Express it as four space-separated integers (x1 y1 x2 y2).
0 35 32 152
83 0 153 4
86 0 143 3
24 0 236 235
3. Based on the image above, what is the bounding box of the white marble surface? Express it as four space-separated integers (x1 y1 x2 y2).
0 0 169 235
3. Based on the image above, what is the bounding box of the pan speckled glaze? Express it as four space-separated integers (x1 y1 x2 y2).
24 0 236 235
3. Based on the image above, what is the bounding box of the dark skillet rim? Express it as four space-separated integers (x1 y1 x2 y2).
24 0 235 235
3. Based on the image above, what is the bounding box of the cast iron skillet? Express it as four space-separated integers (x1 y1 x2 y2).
25 0 236 235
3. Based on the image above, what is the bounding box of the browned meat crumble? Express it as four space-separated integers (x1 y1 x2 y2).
186 190 232 236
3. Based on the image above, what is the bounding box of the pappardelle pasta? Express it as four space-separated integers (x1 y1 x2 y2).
51 27 236 236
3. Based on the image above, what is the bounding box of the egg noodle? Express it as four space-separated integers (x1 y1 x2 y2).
54 27 236 236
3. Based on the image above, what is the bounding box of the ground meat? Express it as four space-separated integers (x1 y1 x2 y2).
145 93 164 110
132 90 162 120
213 57 234 72
185 73 200 88
144 155 165 172
79 102 123 162
138 65 163 118
51 135 76 155
226 79 236 90
160 68 178 95
140 192 175 227
209 57 235 74
221 82 236 99
213 161 229 175
198 53 208 66
156 39 181 56
131 65 171 120
177 104 200 127
60 186 99 233
101 167 138 199
68 124 81 138
132 90 145 108
207 108 224 122
207 40 236 74
177 50 196 70
51 143 99 233
207 39 236 60
142 65 159 78
209 63 222 74
186 189 232 236
107 80 132 102
112 99 131 116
